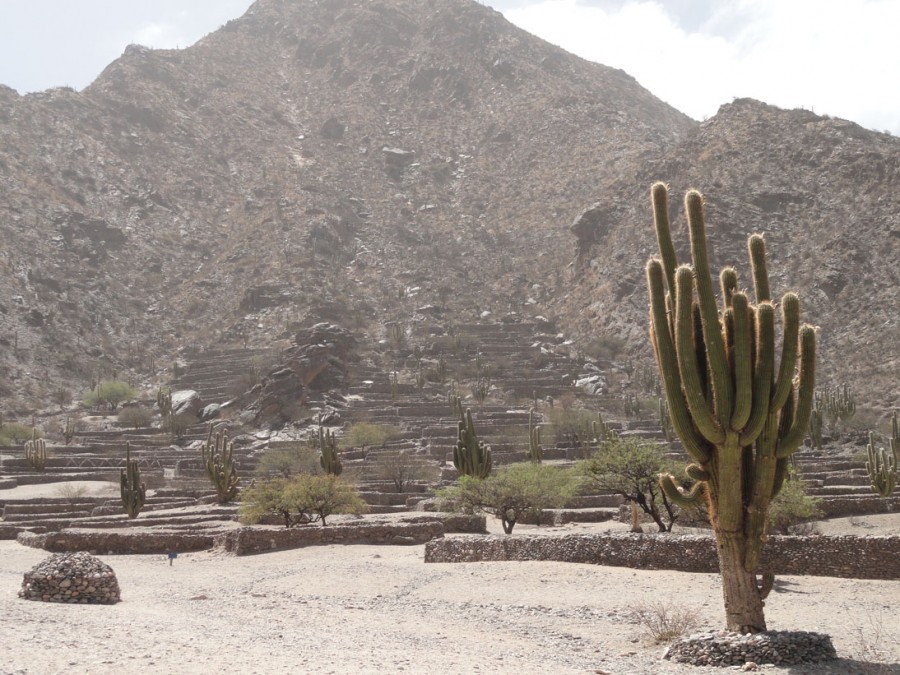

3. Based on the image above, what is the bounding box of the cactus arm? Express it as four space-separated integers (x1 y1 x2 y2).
748 234 771 303
775 326 817 459
647 261 712 463
720 267 738 308
674 266 725 444
771 293 801 411
739 303 775 447
685 190 734 428
729 292 753 431
650 182 679 301
659 473 706 508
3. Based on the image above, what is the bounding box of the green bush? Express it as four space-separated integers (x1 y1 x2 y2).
580 437 684 532
543 406 596 444
82 380 137 411
373 451 440 492
438 462 578 533
118 405 152 429
342 422 399 449
0 421 39 446
239 474 368 527
767 470 823 534
255 443 321 478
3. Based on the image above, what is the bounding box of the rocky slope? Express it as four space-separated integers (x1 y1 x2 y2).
0 0 896 422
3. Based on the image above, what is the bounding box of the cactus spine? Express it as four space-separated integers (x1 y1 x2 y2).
24 429 47 471
646 183 816 634
453 408 492 478
317 424 343 476
120 442 146 519
201 425 240 503
528 408 543 463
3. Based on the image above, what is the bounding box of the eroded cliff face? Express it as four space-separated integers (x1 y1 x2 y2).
1 0 895 417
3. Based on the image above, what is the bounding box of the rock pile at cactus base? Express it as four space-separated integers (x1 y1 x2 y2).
19 551 120 604
663 630 837 667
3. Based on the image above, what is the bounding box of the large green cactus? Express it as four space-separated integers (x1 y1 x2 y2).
646 183 816 634
317 425 343 476
453 408 492 478
120 442 146 519
24 428 47 472
201 425 240 502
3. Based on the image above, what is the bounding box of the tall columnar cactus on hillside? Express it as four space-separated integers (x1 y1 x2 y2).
646 183 816 634
201 425 240 503
865 430 897 498
120 442 146 519
527 408 543 463
453 408 492 478
807 400 824 450
24 429 47 472
317 425 343 476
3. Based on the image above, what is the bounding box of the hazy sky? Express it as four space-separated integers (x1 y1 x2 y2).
0 0 897 135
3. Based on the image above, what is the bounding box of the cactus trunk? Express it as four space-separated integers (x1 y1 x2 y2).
646 183 816 634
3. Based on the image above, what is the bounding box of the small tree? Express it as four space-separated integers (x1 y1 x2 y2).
374 451 440 493
580 437 682 533
440 463 577 534
256 443 321 478
118 405 152 429
240 474 368 527
82 380 136 412
766 470 823 534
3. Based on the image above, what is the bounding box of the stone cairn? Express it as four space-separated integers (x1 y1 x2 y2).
663 630 837 667
19 551 120 604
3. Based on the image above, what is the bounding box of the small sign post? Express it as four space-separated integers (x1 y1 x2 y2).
167 552 178 566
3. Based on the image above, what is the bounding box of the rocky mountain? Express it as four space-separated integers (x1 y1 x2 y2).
0 0 896 420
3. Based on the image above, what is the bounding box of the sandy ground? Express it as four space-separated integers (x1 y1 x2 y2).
1 483 898 675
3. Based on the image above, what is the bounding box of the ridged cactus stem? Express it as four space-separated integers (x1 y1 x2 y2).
453 408 492 478
318 425 343 476
646 183 816 634
528 408 543 463
201 425 240 502
120 442 146 519
24 429 47 472
866 431 897 498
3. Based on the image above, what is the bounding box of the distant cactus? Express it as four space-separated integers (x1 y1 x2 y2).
120 442 146 519
592 412 618 444
317 424 343 477
865 431 896 498
24 429 47 471
823 384 855 424
389 371 400 402
658 398 674 443
448 391 463 418
808 400 824 450
453 408 492 478
62 416 76 446
201 425 240 503
528 408 543 463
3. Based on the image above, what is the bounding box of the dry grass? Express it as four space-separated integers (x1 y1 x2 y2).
628 599 703 644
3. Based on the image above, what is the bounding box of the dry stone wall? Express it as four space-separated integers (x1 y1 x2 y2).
425 532 900 580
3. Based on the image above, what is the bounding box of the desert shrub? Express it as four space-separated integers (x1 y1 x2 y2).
582 334 626 361
255 443 321 478
82 380 137 412
0 421 38 446
438 462 578 533
342 422 399 449
167 412 194 440
580 437 684 532
767 470 823 534
54 483 89 503
629 600 702 643
239 474 368 527
118 405 152 429
543 406 596 444
373 451 440 492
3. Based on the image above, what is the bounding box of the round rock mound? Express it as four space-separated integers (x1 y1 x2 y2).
19 551 120 604
663 630 837 667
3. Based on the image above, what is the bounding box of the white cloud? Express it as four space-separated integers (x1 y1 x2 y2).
500 0 900 134
132 22 189 49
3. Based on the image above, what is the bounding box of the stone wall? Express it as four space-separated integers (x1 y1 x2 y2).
17 530 216 554
216 521 445 555
425 532 900 580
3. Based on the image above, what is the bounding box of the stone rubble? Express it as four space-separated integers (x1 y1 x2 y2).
663 630 837 667
18 551 120 604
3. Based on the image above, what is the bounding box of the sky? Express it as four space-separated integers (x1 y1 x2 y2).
0 0 897 135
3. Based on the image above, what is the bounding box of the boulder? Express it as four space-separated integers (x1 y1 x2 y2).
19 551 120 604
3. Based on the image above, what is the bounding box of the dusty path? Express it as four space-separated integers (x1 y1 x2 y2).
1 524 898 674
